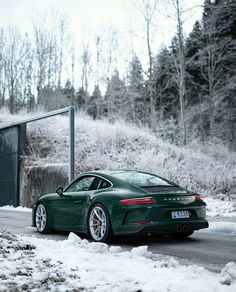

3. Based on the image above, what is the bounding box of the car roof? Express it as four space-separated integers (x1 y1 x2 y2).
87 170 144 177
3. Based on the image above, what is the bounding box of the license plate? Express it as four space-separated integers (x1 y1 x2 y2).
171 210 189 219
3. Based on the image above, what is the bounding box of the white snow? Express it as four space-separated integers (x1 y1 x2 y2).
204 222 236 236
0 230 236 292
131 245 149 257
206 197 236 219
1 109 236 291
221 262 236 285
109 245 122 253
0 205 32 213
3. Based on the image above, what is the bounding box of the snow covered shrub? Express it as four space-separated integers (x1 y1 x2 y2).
0 108 235 197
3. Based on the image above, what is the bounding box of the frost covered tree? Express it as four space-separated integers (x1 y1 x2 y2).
87 85 102 119
168 0 188 145
185 21 207 142
199 0 236 143
0 28 6 108
64 79 75 106
153 46 178 122
22 33 35 111
133 0 159 128
4 27 26 113
75 87 89 111
127 55 145 123
104 69 128 121
81 44 91 93
185 21 205 106
37 87 67 111
33 11 70 108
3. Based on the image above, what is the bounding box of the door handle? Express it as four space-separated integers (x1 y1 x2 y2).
75 200 82 204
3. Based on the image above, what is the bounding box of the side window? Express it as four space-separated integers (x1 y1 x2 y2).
66 176 95 192
98 179 111 189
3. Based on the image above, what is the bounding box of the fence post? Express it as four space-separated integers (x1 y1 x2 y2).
69 106 75 182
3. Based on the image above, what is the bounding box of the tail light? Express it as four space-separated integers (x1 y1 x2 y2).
120 196 154 205
194 194 203 202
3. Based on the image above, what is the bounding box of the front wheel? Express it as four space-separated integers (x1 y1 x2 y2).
35 203 51 234
88 204 112 243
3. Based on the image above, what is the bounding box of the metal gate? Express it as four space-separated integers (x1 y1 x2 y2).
0 106 74 207
0 125 25 206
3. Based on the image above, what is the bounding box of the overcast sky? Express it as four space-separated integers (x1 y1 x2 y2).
0 0 204 42
0 0 204 88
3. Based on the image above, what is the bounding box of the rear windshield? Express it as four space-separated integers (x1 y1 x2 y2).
112 171 173 187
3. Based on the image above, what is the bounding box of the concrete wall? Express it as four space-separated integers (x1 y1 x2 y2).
20 163 68 208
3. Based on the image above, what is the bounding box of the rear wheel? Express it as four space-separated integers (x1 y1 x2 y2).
88 204 112 243
35 203 51 234
171 231 194 239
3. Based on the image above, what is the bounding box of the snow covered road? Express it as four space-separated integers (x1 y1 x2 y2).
0 209 236 273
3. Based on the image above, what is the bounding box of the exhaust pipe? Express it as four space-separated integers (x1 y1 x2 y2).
176 225 187 232
176 225 183 232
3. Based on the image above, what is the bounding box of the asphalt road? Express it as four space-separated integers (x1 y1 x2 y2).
1 209 236 273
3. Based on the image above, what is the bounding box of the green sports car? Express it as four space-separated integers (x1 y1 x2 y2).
33 170 209 242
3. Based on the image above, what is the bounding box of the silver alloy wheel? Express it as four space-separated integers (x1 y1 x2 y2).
89 206 107 241
36 204 47 232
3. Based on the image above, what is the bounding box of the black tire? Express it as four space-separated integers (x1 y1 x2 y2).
88 203 113 243
35 202 51 234
171 231 194 239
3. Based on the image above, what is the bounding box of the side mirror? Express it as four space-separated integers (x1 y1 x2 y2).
56 186 64 196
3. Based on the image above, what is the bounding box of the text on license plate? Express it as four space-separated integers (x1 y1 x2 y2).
171 210 189 219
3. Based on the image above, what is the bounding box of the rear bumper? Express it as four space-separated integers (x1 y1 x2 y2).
139 220 209 235
115 220 209 235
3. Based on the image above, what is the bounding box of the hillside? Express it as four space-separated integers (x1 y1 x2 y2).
1 108 235 199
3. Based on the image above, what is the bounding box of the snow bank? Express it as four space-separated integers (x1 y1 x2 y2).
206 197 236 219
221 262 236 285
0 205 32 213
131 245 149 257
205 222 236 236
1 230 236 292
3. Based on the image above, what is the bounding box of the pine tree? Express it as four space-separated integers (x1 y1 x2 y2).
64 79 75 106
201 0 236 143
104 69 128 121
127 55 146 123
75 87 89 111
185 21 205 106
153 46 178 121
87 85 102 119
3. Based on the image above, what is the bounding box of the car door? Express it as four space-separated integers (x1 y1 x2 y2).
52 176 99 231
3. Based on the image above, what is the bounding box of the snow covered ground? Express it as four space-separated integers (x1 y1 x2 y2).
205 198 236 221
0 205 32 213
0 206 236 291
1 109 236 291
0 229 236 292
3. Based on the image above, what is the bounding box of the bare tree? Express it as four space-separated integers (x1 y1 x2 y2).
81 44 91 92
168 0 187 145
199 1 235 138
133 0 159 129
95 35 101 87
57 16 69 88
33 22 48 97
22 33 35 111
0 28 6 108
105 27 119 80
4 27 25 113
